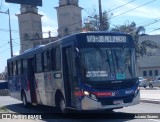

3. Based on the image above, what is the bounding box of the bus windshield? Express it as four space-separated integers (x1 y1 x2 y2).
79 47 136 81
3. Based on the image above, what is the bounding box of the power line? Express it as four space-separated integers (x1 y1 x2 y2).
83 0 157 26
0 28 58 35
7 24 160 56
0 42 9 49
58 0 158 32
137 17 160 26
0 48 10 54
0 0 158 44
12 40 30 48
143 19 160 27
0 38 10 41
0 29 19 33
0 0 158 34
0 45 19 55
107 0 136 12
110 0 157 20
147 28 160 33
3 17 160 44
1 0 155 37
12 16 160 42
111 16 160 33
84 0 136 15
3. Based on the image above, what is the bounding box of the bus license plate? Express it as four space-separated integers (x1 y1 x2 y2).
113 100 123 105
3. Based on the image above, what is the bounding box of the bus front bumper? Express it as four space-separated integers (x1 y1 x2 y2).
81 92 140 110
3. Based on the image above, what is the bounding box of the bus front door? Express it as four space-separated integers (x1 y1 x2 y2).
28 57 37 105
63 46 78 108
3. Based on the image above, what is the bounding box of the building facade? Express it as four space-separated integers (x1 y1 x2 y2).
17 5 43 53
138 35 160 79
55 0 82 37
17 0 83 53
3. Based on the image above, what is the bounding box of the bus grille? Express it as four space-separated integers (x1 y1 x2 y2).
98 95 134 106
92 80 136 90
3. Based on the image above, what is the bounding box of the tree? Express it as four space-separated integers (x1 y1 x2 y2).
111 21 151 57
112 22 160 56
82 9 112 31
83 10 159 57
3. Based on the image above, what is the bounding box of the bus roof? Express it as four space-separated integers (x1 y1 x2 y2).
7 31 133 62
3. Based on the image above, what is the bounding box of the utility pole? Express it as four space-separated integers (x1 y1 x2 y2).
98 0 103 31
0 9 13 57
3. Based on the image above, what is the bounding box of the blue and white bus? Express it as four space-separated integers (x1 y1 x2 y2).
7 32 140 112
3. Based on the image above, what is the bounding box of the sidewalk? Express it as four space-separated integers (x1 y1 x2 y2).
140 87 160 104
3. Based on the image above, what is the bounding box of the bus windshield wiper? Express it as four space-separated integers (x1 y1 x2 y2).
111 49 116 76
114 49 123 73
94 44 104 57
105 50 111 73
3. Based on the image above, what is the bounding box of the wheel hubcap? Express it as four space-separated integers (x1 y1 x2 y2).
23 95 26 106
60 99 65 112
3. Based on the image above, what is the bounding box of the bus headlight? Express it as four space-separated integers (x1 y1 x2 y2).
83 91 90 96
135 86 140 96
83 90 97 101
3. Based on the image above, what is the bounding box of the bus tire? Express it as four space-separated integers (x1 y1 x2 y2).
56 93 66 113
21 92 29 108
59 97 66 113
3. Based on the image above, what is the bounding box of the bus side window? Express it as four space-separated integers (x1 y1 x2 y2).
23 59 27 74
13 61 17 76
35 53 43 73
43 50 51 72
10 62 13 76
51 47 61 71
7 63 10 76
17 60 21 75
21 59 23 74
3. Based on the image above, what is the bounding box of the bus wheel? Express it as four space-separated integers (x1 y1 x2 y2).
59 97 66 113
56 95 66 113
22 92 29 108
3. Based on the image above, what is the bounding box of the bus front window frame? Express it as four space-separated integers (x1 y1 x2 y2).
78 47 136 82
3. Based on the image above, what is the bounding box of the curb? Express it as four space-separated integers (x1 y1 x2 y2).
140 99 160 104
0 89 9 96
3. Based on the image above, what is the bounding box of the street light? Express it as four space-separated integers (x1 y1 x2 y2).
0 9 13 57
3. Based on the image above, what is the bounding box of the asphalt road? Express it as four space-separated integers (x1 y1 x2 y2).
0 84 160 122
0 95 160 122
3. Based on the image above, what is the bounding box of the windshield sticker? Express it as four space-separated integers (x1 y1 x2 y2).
86 71 108 77
116 74 126 79
87 36 126 43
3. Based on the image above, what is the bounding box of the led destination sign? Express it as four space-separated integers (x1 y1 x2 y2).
87 35 127 43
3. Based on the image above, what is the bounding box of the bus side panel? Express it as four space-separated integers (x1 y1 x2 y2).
51 71 64 107
8 75 21 101
44 72 54 106
45 71 61 106
8 74 32 104
35 71 64 107
21 74 31 103
35 73 47 105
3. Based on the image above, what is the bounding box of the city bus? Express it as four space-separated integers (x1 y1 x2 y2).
7 32 140 112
